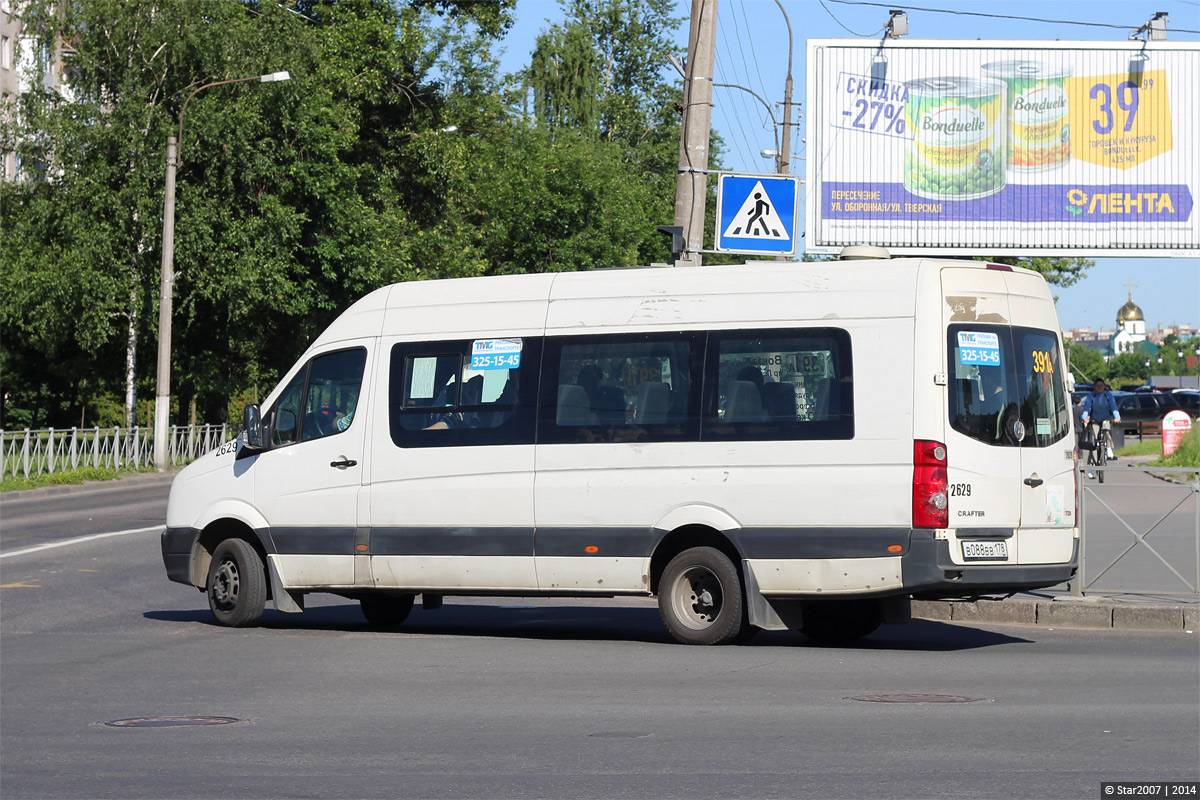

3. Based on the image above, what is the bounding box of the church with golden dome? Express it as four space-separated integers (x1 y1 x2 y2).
1111 286 1151 356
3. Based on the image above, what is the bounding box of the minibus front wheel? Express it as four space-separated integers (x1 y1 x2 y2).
206 538 267 627
658 546 750 645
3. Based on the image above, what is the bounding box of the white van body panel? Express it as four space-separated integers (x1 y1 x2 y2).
164 449 259 531
1003 270 1078 533
746 556 904 595
940 267 1022 532
371 555 538 592
378 273 556 340
545 262 918 334
364 276 554 592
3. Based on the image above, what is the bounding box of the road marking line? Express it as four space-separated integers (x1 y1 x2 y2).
0 526 162 559
0 581 41 588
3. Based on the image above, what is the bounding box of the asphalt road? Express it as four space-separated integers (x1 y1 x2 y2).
0 478 169 551
1 480 1198 799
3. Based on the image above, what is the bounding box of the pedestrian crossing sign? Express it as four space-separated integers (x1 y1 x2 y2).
715 173 800 256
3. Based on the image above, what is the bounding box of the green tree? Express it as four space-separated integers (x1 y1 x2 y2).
1106 352 1150 387
523 0 685 264
1 0 511 427
1064 339 1106 385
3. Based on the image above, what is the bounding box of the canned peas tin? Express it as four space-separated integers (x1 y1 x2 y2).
981 60 1071 171
903 77 1007 200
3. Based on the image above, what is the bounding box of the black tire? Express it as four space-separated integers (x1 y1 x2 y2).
658 546 749 645
1097 431 1107 484
798 599 882 644
206 538 267 627
360 594 415 627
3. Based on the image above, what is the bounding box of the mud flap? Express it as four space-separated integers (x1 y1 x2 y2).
267 555 305 613
742 560 804 631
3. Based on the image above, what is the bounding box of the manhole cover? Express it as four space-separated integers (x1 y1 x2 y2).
846 694 986 704
104 716 243 728
588 731 653 739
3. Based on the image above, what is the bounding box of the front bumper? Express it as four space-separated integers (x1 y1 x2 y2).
161 527 200 586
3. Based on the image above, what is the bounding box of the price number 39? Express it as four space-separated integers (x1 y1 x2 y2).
1089 77 1154 134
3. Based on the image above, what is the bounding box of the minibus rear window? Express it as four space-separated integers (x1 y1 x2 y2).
948 324 1069 448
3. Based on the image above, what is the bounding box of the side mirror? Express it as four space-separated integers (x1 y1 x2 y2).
243 404 265 451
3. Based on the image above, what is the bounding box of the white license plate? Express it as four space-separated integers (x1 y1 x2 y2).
962 540 1009 560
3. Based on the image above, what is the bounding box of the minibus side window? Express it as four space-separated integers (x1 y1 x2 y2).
703 328 853 441
389 340 539 448
538 333 702 444
268 348 367 447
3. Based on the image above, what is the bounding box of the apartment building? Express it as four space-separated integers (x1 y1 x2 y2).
1 0 69 181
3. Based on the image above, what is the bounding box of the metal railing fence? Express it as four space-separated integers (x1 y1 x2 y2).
1 424 229 481
1073 466 1200 598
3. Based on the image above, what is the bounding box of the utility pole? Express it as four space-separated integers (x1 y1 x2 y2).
673 0 718 266
774 0 794 177
153 135 177 473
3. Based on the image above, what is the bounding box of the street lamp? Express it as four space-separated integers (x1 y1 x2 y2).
1177 347 1185 377
153 71 291 471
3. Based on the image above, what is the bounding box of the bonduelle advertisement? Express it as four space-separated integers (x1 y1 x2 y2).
805 40 1199 256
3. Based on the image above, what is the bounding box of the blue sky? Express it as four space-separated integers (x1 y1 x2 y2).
493 0 1199 332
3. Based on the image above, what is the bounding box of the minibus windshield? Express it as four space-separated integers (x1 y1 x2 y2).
948 324 1069 448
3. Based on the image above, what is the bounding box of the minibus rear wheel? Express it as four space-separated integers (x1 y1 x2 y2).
206 538 267 627
360 594 416 627
797 599 881 644
658 547 749 645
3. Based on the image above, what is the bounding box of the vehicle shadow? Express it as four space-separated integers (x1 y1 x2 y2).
144 602 1030 650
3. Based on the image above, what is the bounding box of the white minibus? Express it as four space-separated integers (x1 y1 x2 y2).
162 252 1078 644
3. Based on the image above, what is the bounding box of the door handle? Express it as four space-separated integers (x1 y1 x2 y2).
1023 477 1044 488
330 459 358 469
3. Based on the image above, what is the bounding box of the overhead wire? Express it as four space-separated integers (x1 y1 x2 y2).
825 0 1200 35
817 0 885 37
735 1 770 103
734 1 778 169
725 2 775 169
715 17 764 169
713 48 759 170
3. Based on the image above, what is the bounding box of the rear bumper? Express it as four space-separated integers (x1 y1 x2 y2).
903 537 1078 600
744 530 1078 600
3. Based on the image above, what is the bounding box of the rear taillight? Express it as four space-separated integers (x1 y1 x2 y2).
913 439 949 529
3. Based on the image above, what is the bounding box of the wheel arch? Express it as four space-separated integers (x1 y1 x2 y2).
649 525 745 596
191 519 271 592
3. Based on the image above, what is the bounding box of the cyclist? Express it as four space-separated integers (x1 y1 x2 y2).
1081 378 1120 479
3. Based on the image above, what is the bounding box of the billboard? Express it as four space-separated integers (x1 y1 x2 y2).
805 40 1199 256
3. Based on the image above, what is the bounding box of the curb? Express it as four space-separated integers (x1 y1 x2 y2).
913 598 1198 632
0 470 179 502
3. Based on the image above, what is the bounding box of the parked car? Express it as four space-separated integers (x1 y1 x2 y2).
1112 390 1183 434
1171 390 1199 416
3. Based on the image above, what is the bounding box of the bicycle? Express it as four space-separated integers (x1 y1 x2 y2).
1085 421 1112 484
